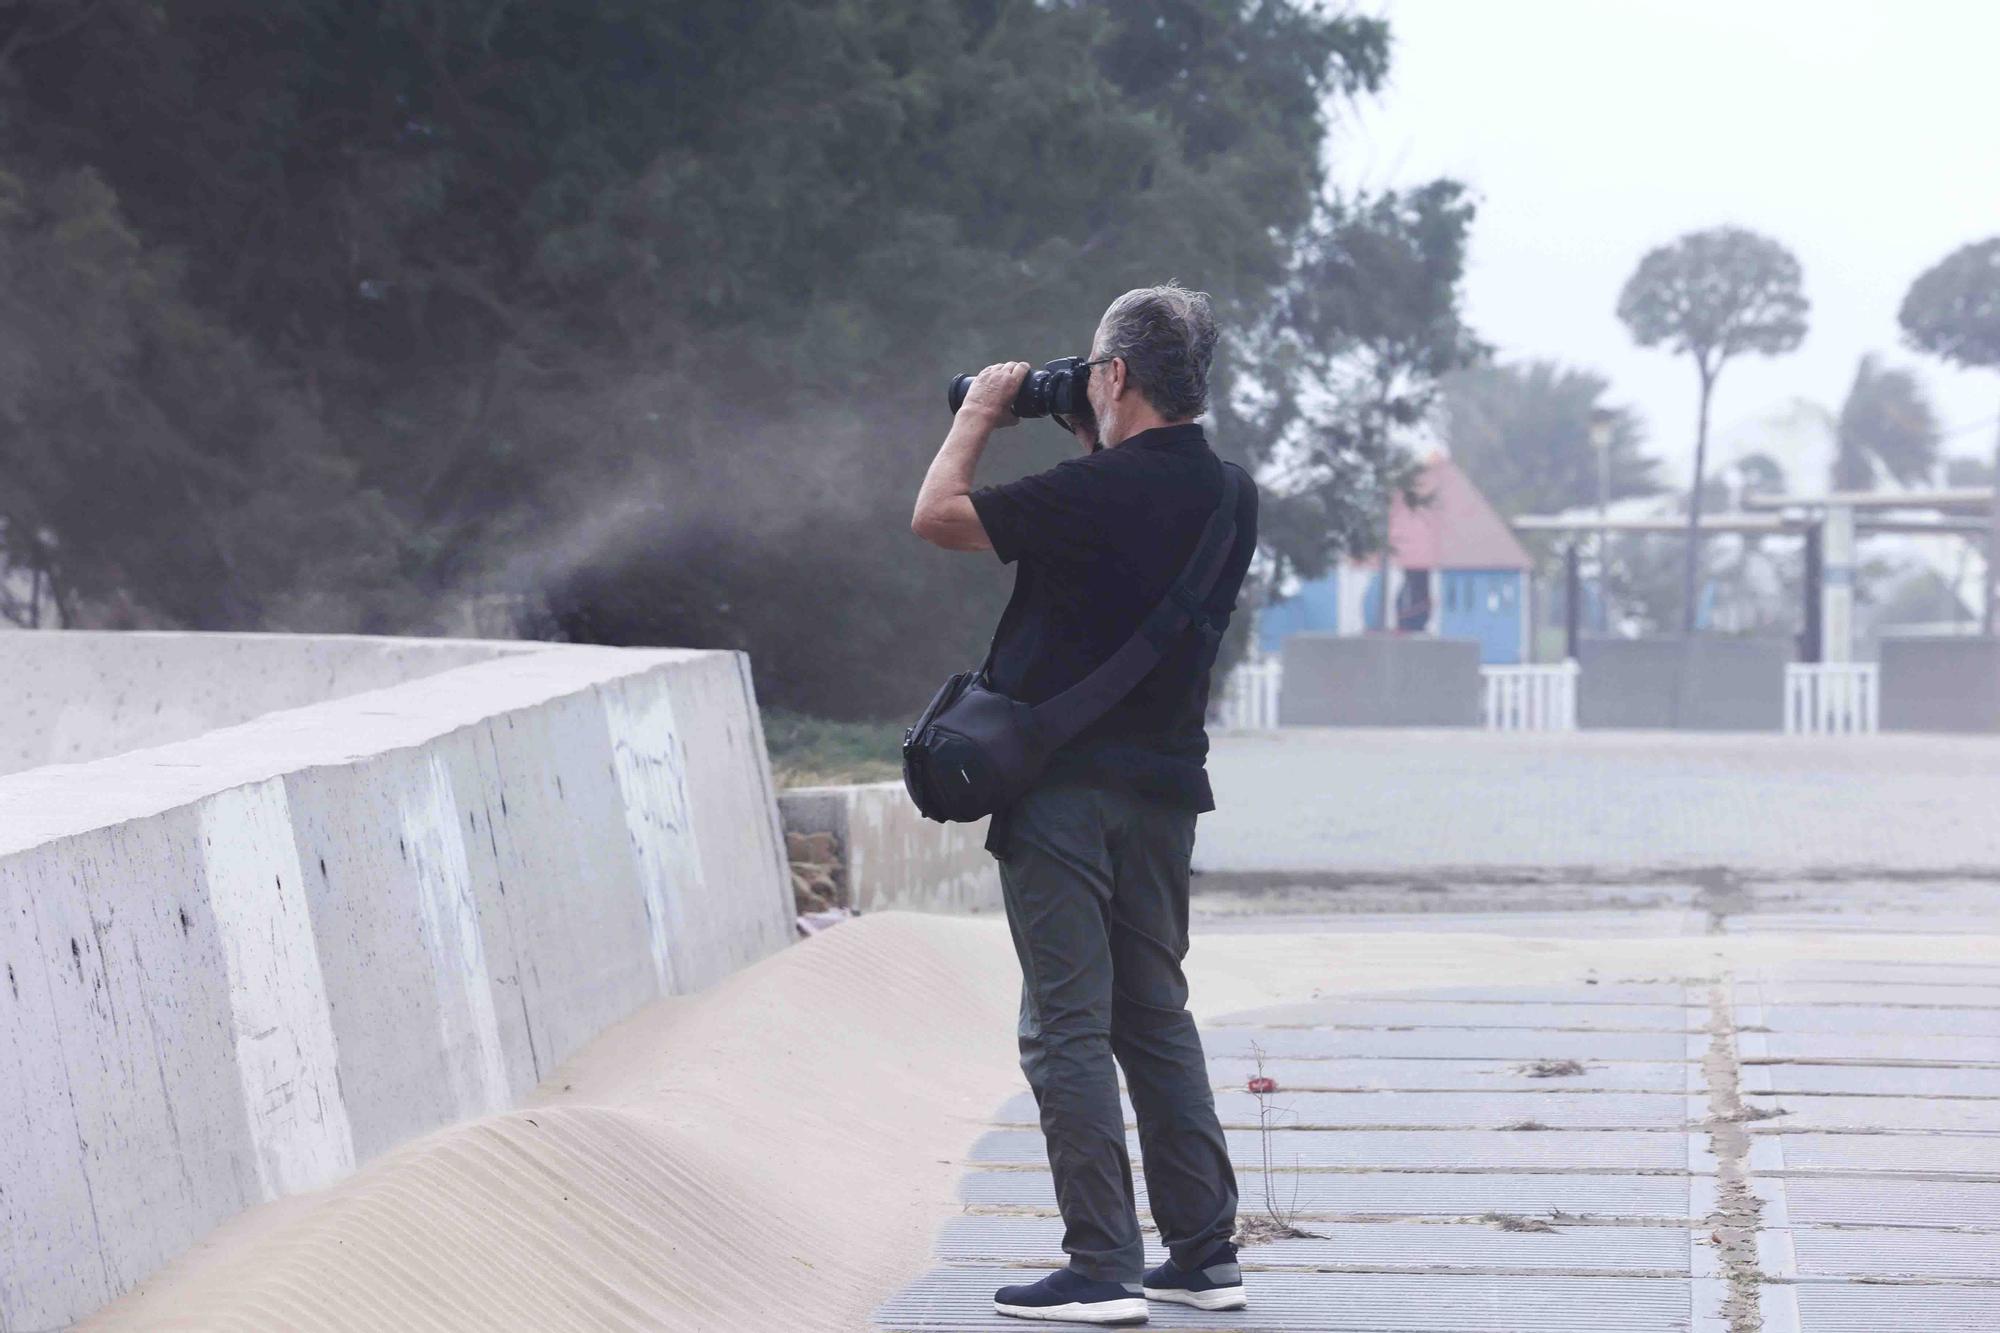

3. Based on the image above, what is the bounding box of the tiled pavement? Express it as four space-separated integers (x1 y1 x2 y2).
875 925 2000 1331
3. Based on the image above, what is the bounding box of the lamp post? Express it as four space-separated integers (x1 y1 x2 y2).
1588 409 1615 637
1822 501 1854 663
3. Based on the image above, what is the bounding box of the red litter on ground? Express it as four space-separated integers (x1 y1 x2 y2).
1247 1076 1278 1094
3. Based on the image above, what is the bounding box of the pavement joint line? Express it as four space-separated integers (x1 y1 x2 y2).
1743 1057 2000 1069
1747 1125 2000 1136
1197 1053 1707 1064
1200 1080 1720 1088
996 1112 1736 1128
1328 987 2000 1001
1767 1274 2000 1288
1194 866 2000 890
960 1205 2000 1237
1212 1022 1708 1033
934 1256 1706 1279
1296 997 2000 1012
962 1163 1713 1176
1745 1000 2000 1011
1749 1090 2000 1101
1743 978 2000 989
993 1119 1744 1134
1697 971 1767 1333
959 1206 1721 1228
986 1118 1718 1133
1757 1169 2000 1182
1758 1219 2000 1234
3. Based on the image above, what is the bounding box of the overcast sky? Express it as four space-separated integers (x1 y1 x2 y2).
1337 0 2000 501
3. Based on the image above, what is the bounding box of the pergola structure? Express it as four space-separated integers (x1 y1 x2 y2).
1512 486 1997 663
1741 487 1998 652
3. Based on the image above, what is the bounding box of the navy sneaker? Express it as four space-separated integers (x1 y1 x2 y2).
993 1268 1148 1324
1141 1239 1246 1311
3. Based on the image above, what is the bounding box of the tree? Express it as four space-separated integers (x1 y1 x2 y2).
1900 237 2000 632
1210 180 1482 639
1616 226 1808 632
1831 354 1940 492
1221 181 1483 585
0 1 1467 718
0 164 406 631
1437 359 1659 519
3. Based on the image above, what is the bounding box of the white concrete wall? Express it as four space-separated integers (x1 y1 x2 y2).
0 641 794 1330
0 629 548 776
780 782 1000 914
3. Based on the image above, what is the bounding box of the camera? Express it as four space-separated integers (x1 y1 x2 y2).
948 356 1097 437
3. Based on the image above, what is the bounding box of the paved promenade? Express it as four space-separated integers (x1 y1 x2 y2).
877 862 2000 1329
1195 729 2000 877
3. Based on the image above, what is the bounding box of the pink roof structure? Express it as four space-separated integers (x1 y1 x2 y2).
1372 453 1532 572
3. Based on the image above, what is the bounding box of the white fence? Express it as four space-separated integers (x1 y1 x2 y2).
1785 662 1879 735
1481 660 1580 732
1217 652 1884 735
1215 657 1582 732
1212 656 1283 729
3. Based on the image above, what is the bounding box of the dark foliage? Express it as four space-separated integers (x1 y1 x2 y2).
0 1 1471 716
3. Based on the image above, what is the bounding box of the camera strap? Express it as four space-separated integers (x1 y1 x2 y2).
1024 457 1244 746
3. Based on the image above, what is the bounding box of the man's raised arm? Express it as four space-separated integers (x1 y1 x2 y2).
910 360 1029 551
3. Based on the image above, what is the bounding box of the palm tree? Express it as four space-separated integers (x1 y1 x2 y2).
1616 226 1808 631
1831 354 1940 491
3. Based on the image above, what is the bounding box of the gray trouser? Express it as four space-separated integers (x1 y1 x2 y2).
993 775 1238 1285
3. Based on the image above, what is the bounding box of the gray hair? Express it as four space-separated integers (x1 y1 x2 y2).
1093 283 1219 421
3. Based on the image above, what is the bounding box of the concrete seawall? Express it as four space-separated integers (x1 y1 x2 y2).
0 629 549 775
0 639 794 1330
780 782 1000 914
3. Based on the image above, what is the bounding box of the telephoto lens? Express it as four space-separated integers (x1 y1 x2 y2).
948 368 1051 418
947 357 1090 421
947 374 975 414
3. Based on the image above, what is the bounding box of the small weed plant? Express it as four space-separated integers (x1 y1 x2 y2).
1234 1041 1326 1245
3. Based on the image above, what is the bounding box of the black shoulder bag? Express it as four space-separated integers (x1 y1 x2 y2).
902 461 1244 824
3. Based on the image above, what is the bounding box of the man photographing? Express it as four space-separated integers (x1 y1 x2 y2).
910 284 1258 1324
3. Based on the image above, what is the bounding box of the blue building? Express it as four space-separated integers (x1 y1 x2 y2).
1258 454 1534 665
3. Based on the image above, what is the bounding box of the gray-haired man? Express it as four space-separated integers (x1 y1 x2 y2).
912 285 1258 1324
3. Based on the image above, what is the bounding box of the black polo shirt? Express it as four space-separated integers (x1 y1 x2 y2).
967 421 1258 855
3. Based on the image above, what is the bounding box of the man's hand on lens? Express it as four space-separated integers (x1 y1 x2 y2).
960 361 1030 430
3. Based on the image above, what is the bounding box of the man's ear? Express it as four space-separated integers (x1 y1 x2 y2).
1109 356 1128 399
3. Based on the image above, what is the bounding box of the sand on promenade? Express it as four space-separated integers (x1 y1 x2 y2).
86 912 1022 1333
84 910 2000 1332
